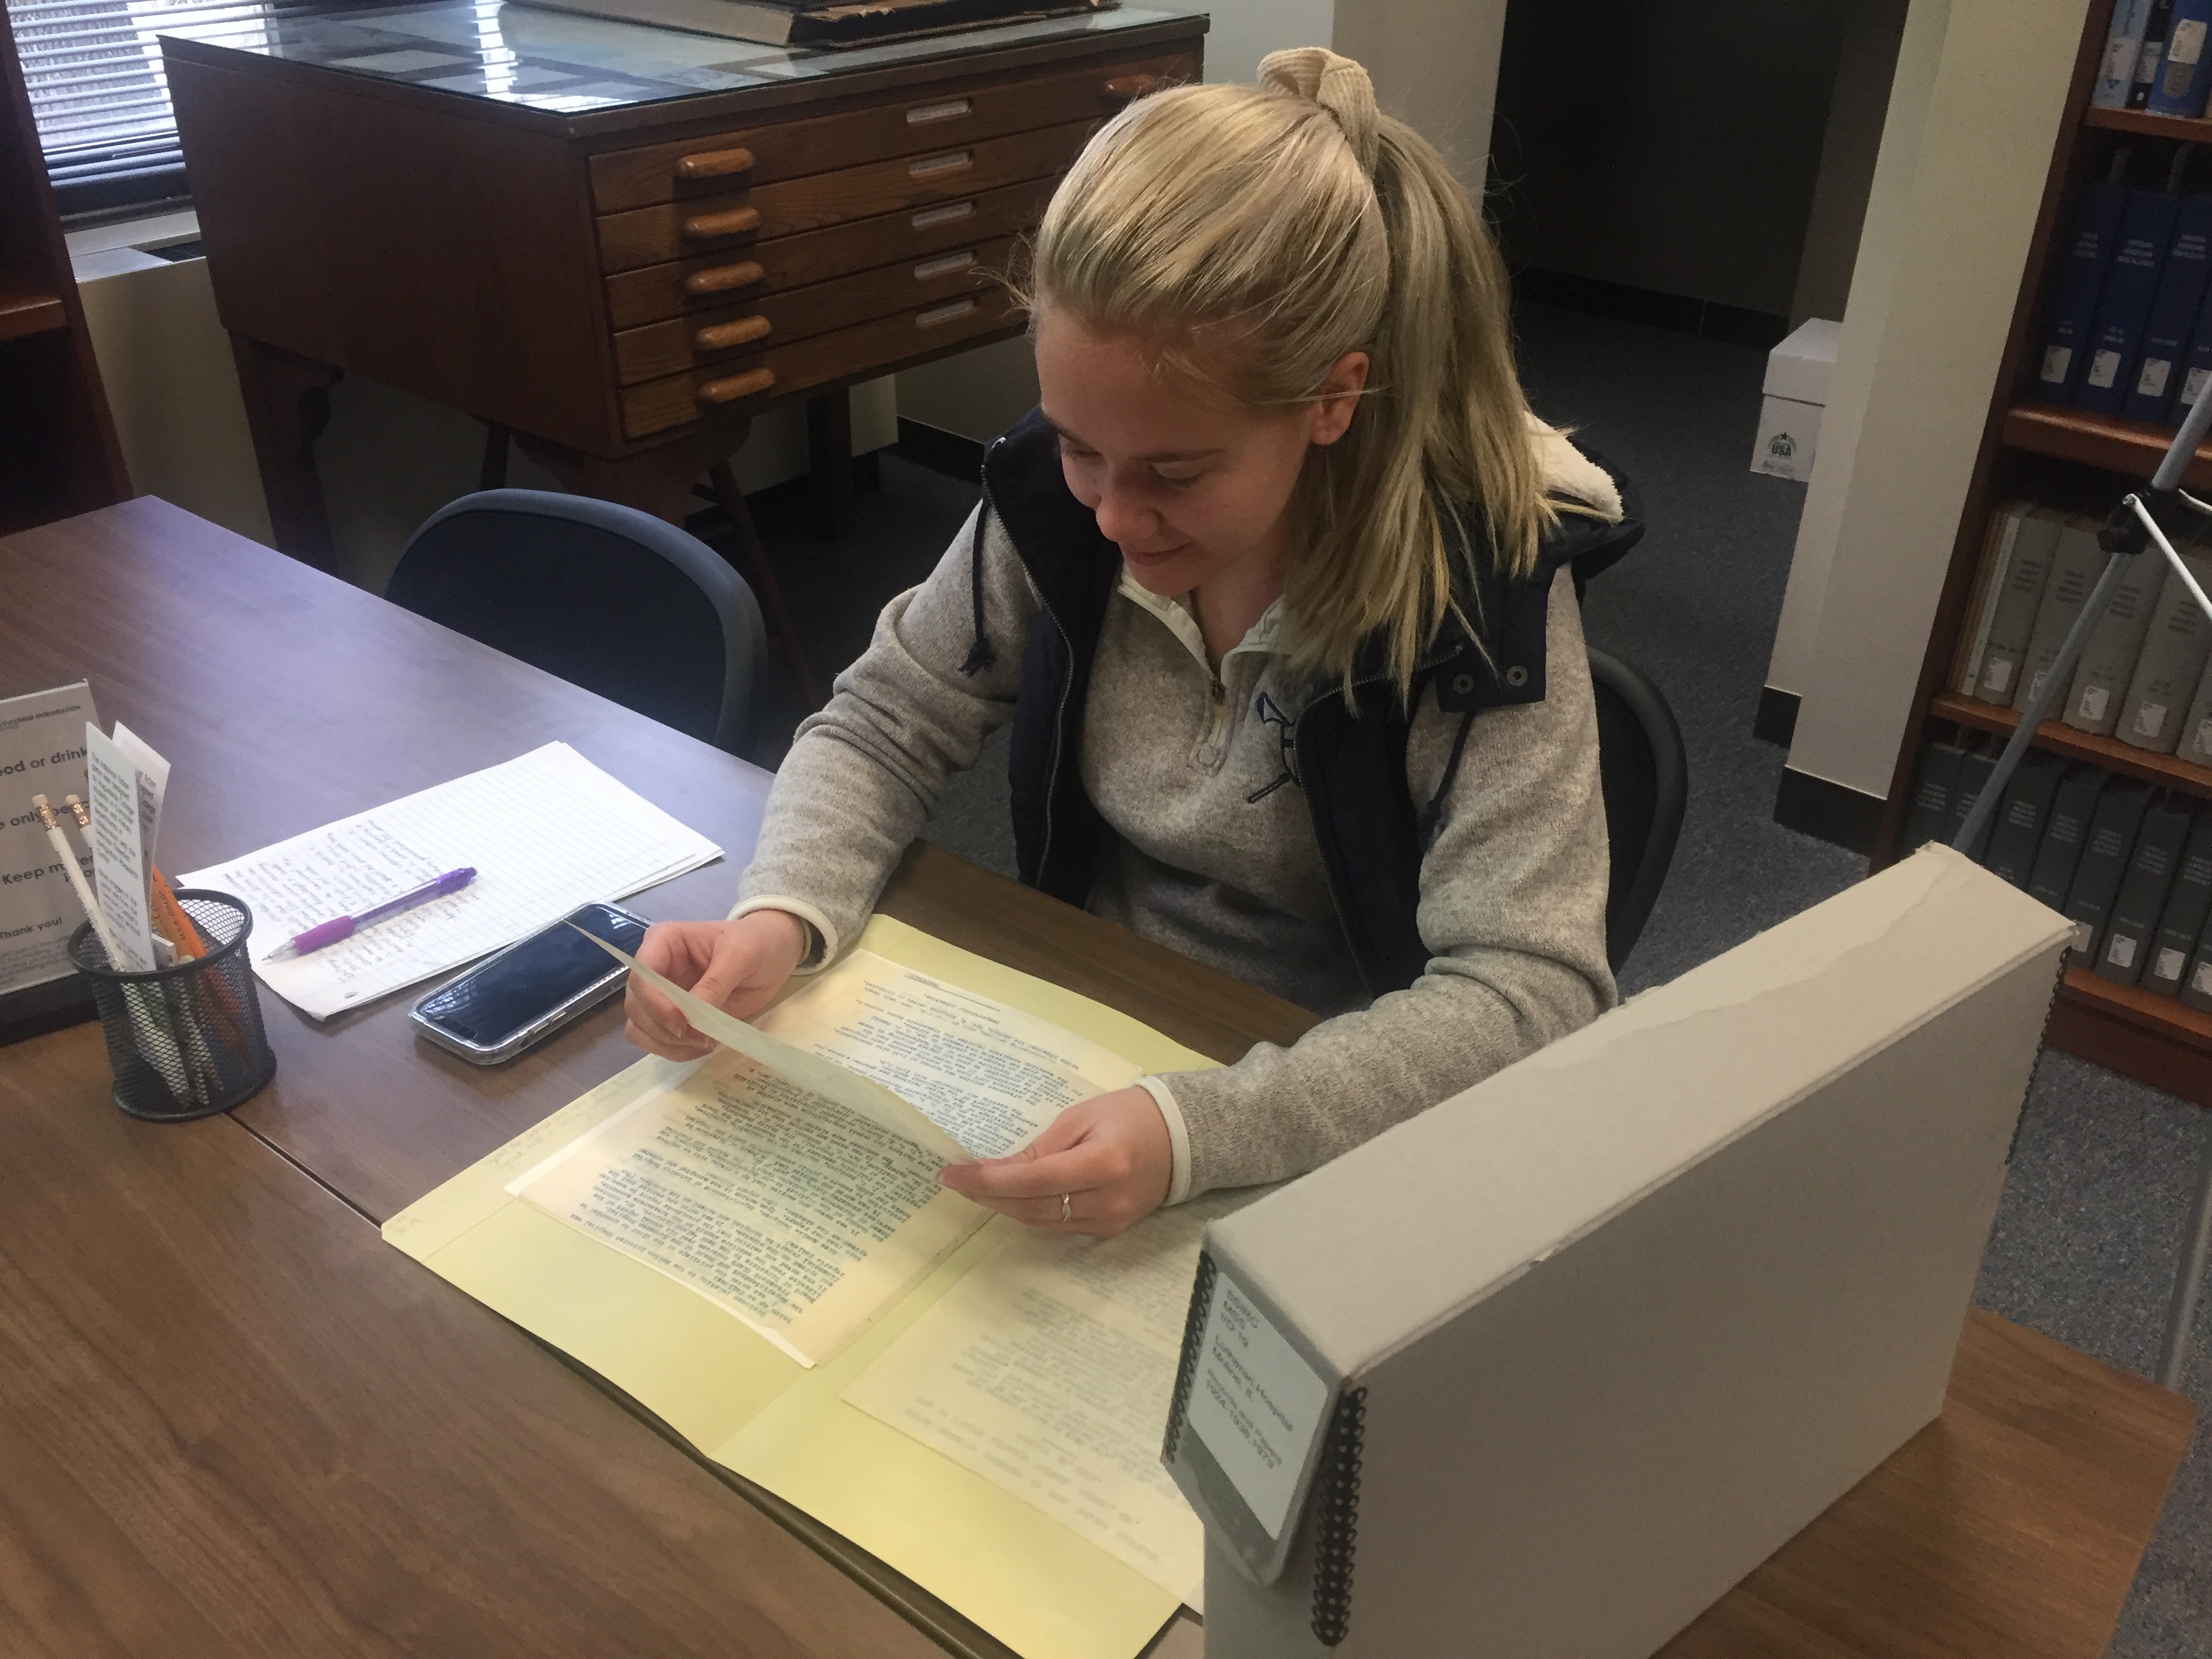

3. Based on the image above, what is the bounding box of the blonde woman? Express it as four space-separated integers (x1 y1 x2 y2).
626 47 1641 1237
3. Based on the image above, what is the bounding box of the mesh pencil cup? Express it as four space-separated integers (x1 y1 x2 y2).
67 890 276 1122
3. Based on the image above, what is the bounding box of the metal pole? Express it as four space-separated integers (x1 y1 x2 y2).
2158 1125 2212 1390
1950 548 2133 853
2149 369 2212 491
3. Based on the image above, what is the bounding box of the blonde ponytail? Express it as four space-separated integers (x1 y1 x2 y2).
1027 47 1556 696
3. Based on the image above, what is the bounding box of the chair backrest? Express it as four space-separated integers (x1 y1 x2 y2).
1587 647 1687 972
386 489 765 753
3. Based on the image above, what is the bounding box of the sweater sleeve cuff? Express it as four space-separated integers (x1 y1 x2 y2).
1134 1075 1193 1206
726 895 838 973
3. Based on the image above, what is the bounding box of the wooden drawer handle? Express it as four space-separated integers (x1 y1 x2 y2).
911 199 975 230
905 96 970 125
914 249 976 281
684 260 765 296
698 367 775 405
916 298 978 328
1104 73 1158 101
693 315 771 352
682 206 762 240
907 150 972 179
677 146 755 181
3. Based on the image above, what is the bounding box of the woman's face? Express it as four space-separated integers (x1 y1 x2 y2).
1033 306 1366 598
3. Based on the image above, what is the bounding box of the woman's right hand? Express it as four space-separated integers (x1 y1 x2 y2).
623 909 811 1059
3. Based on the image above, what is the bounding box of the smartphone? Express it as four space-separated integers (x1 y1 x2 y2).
409 902 649 1065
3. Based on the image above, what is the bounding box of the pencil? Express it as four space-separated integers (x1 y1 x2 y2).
32 794 123 964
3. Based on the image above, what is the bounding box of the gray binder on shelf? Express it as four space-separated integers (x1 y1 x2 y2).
1164 848 2071 1659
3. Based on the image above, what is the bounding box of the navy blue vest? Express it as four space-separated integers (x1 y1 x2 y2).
968 408 1641 1000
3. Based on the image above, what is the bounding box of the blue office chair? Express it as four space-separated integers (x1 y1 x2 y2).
387 489 766 753
1589 647 1687 971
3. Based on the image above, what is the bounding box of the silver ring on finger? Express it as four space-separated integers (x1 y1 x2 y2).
1060 1192 1071 1223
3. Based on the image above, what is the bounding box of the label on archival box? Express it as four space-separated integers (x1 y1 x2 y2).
1183 1275 1331 1539
0 682 97 996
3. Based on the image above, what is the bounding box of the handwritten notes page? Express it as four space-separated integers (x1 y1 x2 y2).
843 1196 1243 1608
180 743 718 1019
510 951 1147 1366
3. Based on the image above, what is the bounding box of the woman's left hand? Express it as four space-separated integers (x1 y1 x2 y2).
937 1085 1172 1238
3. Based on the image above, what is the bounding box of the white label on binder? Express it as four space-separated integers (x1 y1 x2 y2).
2156 946 2187 981
1985 659 2013 693
2088 348 2123 390
2134 702 2168 738
2080 686 2110 722
2106 933 2136 970
2196 960 2212 995
2173 18 2207 63
1184 1277 1330 1538
2041 345 2072 384
2139 357 2172 397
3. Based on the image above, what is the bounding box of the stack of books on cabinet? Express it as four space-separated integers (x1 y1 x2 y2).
1893 0 2212 1105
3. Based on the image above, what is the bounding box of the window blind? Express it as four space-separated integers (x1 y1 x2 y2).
5 0 319 217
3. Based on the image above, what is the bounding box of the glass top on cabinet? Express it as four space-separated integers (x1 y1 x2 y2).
159 1 1201 118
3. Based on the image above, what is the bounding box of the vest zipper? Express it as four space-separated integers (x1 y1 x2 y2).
1036 599 1074 883
1297 685 1377 994
979 462 1076 887
1296 647 1458 996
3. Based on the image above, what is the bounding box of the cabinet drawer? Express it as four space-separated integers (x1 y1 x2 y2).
621 287 1021 438
596 119 1091 275
604 176 1052 332
588 49 1197 214
613 233 1017 386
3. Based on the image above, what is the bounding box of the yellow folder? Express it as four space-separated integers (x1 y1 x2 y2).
383 915 1214 1659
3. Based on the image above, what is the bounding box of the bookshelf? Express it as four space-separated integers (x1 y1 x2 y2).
0 9 127 536
1929 691 2212 795
1883 0 2212 1107
2000 403 2212 483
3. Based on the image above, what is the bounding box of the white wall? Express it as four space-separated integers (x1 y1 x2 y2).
74 248 273 548
1764 0 1952 712
1778 0 2083 804
1335 0 1504 199
897 0 1513 442
1204 0 1334 85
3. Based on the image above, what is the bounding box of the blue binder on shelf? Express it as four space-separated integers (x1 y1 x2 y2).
2099 0 2160 107
2147 0 2212 116
2036 178 2129 403
2176 284 2212 422
2127 194 2212 422
2077 188 2184 413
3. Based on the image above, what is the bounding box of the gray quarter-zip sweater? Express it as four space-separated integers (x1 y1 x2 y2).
735 425 1619 1202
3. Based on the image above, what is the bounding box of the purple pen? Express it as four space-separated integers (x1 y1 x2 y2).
284 867 477 956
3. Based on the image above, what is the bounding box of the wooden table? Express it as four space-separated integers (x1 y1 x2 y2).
160 1 1202 702
0 499 2196 1659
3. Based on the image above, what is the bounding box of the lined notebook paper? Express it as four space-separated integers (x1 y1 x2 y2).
181 743 720 1019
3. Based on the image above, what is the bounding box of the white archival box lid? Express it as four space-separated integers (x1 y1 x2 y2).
1763 316 1841 404
1169 847 2070 1609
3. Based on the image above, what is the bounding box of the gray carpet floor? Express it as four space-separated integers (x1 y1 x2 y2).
738 301 2211 1654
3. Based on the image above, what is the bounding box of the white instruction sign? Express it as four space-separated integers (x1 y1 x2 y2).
0 682 97 996
1183 1275 1330 1539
